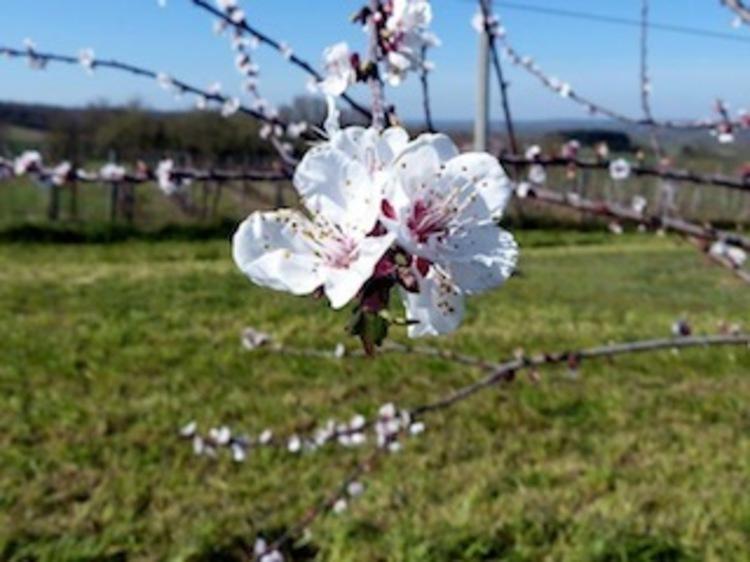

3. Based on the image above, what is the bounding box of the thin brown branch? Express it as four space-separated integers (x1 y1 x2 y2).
721 0 750 25
523 184 750 252
639 0 665 158
498 33 748 131
251 331 750 557
498 154 750 193
411 333 750 416
419 45 436 132
188 0 372 121
479 0 520 157
368 0 386 130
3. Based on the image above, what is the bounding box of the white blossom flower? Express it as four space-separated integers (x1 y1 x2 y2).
609 158 631 181
409 421 425 435
382 0 438 86
229 8 246 24
13 150 42 176
100 163 126 182
528 164 546 185
254 538 284 562
333 342 346 358
233 127 402 310
288 435 302 453
50 161 72 186
216 0 237 10
78 48 95 72
231 443 247 462
156 159 192 194
156 72 174 91
258 429 273 444
380 132 518 336
241 327 272 350
515 181 532 199
595 142 610 160
717 131 735 144
279 42 293 60
209 426 232 445
560 140 580 159
179 420 197 438
350 414 366 431
631 195 647 215
347 481 365 497
192 435 206 455
710 240 747 268
332 498 348 514
286 121 308 139
319 42 357 97
524 145 542 160
221 97 241 117
379 402 397 419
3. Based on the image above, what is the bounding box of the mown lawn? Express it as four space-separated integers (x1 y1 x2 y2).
1 232 749 562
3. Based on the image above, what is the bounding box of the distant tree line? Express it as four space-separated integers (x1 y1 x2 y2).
0 96 367 167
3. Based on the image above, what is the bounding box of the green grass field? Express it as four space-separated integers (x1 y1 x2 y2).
1 232 749 561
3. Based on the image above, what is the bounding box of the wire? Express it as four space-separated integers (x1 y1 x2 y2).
459 0 750 45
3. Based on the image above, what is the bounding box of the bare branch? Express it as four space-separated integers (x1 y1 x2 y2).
246 331 750 557
419 45 436 132
521 184 750 252
188 0 372 120
721 0 750 26
497 30 749 131
479 0 520 156
499 154 750 193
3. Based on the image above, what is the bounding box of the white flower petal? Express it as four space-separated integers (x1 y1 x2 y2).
323 233 395 309
402 268 464 337
294 145 380 236
444 226 518 294
232 210 325 295
442 153 513 220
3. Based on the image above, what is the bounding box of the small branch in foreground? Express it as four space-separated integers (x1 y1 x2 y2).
244 331 749 559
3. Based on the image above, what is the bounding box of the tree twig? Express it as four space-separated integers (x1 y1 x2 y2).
498 154 750 193
188 0 372 121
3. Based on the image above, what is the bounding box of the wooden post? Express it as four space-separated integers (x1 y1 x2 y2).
47 182 60 221
69 181 79 221
210 181 223 219
110 182 120 222
474 28 490 152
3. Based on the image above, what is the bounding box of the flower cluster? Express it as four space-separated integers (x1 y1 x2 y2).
609 158 632 181
155 159 192 195
232 118 517 348
180 402 424 462
346 0 438 88
710 239 748 268
377 0 439 86
13 150 42 176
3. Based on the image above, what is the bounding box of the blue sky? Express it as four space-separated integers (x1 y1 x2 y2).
0 0 747 121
